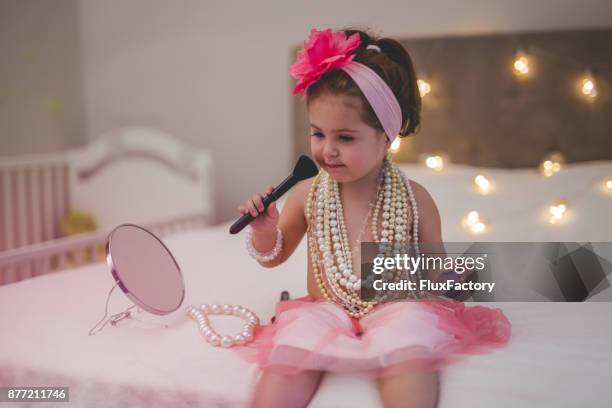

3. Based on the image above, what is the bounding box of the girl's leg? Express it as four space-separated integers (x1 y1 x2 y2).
377 369 439 408
250 369 324 408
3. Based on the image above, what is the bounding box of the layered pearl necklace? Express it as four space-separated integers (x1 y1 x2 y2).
306 155 424 318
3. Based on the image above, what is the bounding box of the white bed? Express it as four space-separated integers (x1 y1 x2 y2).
1 160 611 407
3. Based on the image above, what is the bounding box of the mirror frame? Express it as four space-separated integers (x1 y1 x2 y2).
105 224 185 315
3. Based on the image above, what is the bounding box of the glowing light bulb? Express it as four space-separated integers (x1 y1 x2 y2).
390 138 401 153
471 221 487 234
425 155 444 172
474 175 491 194
604 174 612 194
538 152 564 177
462 211 487 234
417 79 431 98
580 70 597 100
548 200 568 224
513 52 530 77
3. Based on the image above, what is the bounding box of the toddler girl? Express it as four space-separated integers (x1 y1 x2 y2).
236 28 511 408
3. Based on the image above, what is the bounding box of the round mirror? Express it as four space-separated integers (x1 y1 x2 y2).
106 224 185 315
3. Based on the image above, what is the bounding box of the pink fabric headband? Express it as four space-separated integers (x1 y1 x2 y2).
290 28 402 142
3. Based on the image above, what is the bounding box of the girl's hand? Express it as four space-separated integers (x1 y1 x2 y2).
237 185 279 233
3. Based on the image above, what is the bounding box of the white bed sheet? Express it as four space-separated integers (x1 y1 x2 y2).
1 224 611 407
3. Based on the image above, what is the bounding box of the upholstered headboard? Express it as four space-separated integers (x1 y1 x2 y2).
293 27 612 167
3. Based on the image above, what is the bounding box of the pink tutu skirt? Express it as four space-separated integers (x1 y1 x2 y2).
234 295 511 378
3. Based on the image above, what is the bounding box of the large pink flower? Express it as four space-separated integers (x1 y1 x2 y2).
289 28 361 95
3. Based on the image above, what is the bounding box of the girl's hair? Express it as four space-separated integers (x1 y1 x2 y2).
306 29 421 138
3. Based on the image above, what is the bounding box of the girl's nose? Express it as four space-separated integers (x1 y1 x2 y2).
323 141 339 158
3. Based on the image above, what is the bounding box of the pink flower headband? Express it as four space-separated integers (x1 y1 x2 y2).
289 28 402 142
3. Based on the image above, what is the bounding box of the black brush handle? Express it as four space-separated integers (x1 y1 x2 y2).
229 175 295 234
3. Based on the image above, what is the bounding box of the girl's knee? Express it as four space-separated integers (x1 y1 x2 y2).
252 369 325 408
377 369 439 408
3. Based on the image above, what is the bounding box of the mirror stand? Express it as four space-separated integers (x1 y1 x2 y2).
88 284 169 336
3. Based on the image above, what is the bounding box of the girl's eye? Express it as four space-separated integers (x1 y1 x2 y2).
310 132 353 142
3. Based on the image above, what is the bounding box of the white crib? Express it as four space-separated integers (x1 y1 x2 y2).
0 127 214 285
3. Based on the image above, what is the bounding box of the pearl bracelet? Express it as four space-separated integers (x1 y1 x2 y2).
246 227 283 263
186 304 260 348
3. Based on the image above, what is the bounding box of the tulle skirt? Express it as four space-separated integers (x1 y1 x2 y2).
234 295 511 378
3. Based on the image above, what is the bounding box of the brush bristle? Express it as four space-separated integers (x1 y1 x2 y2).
292 155 319 181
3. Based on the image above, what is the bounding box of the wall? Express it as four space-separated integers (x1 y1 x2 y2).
0 0 85 156
4 0 612 223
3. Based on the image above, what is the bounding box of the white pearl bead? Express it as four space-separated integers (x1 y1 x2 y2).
210 304 221 314
234 334 246 345
221 336 234 348
222 304 233 314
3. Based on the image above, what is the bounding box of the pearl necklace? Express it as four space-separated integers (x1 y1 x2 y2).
306 155 423 318
186 304 260 348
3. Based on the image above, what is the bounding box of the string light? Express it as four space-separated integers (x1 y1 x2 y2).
539 152 564 177
462 211 487 234
390 138 401 153
417 79 431 98
425 155 444 172
604 174 612 194
474 174 492 194
580 69 597 100
512 50 531 78
548 200 568 224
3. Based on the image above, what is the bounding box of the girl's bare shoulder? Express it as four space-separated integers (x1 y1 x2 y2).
406 179 437 209
404 178 443 242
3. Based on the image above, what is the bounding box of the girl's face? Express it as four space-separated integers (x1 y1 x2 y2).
308 92 389 183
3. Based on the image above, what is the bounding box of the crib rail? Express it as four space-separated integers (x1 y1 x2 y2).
0 153 70 252
0 211 210 286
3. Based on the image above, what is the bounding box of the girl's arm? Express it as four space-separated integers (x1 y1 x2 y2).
411 180 474 299
254 179 311 268
410 180 446 287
